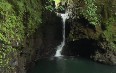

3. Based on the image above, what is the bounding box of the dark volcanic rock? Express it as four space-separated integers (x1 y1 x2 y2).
62 0 116 65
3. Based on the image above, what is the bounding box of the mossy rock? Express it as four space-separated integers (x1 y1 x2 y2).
0 0 42 72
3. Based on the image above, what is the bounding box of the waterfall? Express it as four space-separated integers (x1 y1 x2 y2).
55 13 69 57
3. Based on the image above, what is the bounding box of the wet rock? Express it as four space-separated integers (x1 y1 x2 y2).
62 0 116 65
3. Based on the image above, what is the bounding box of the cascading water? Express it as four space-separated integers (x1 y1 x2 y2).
55 13 69 57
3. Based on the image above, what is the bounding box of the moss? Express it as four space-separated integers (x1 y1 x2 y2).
103 17 116 40
102 17 116 50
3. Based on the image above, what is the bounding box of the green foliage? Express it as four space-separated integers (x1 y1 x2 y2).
0 0 23 71
0 0 42 72
45 0 64 12
45 5 54 12
54 0 61 3
24 0 42 35
82 0 99 25
103 17 116 41
105 17 115 27
0 45 16 70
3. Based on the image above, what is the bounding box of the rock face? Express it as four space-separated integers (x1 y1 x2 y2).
0 0 63 73
0 0 42 72
25 1 63 72
1 0 116 72
25 11 63 72
62 0 116 65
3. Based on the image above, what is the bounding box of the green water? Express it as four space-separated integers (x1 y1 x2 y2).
30 56 116 73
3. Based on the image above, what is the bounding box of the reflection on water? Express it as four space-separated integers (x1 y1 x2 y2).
29 56 116 73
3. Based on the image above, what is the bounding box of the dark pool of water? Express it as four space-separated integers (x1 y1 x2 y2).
29 56 116 73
